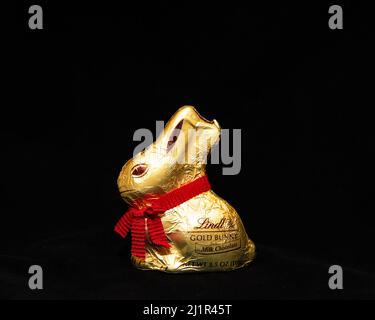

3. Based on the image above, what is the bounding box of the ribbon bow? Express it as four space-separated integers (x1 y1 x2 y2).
114 175 211 260
114 204 171 259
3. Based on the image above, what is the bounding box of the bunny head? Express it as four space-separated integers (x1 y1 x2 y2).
118 106 221 206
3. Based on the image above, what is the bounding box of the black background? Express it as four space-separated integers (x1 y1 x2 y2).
1 1 374 299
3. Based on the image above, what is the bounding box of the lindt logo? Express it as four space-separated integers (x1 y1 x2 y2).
194 218 235 230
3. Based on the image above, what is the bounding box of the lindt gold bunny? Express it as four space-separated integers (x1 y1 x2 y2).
115 106 255 272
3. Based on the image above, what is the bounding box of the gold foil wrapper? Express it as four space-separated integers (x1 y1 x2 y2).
118 106 255 272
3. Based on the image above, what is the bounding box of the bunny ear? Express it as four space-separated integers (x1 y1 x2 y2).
157 106 221 161
166 119 184 152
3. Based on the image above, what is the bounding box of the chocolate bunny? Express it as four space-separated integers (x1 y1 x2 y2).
115 106 255 272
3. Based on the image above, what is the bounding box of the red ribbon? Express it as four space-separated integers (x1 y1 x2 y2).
114 175 211 259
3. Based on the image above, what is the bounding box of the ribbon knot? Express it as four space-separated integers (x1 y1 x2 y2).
131 205 164 218
144 205 164 217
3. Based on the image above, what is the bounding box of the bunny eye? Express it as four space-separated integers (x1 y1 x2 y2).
167 120 184 152
131 164 148 177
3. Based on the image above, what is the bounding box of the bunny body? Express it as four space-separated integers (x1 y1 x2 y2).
137 189 255 272
117 106 255 272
